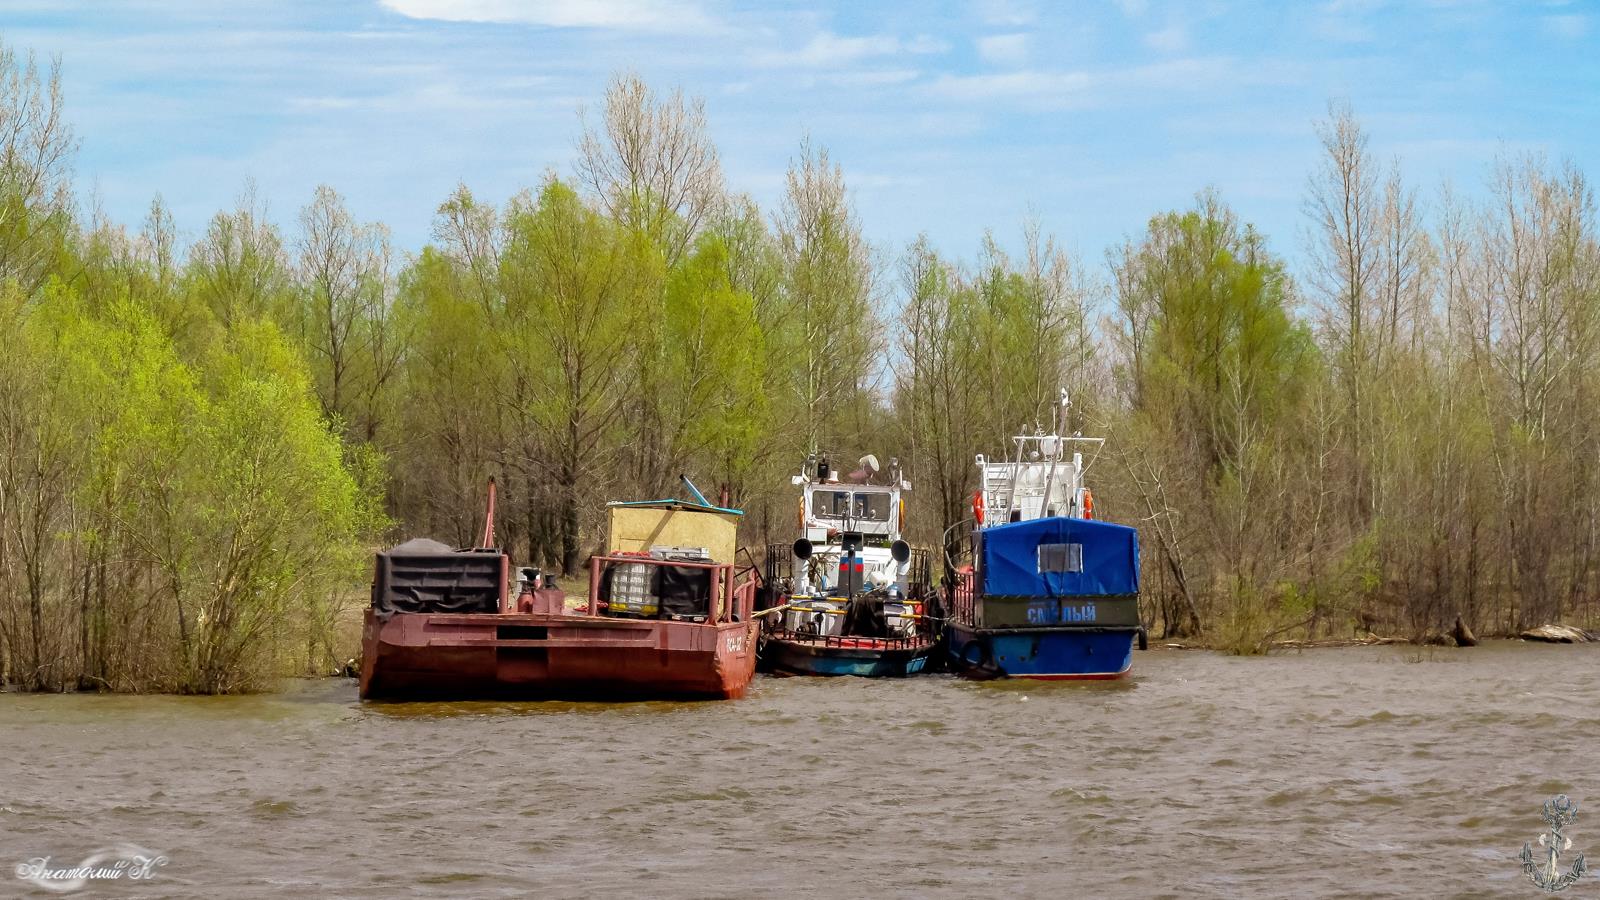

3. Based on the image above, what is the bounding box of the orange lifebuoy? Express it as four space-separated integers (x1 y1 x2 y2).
972 490 985 525
1082 488 1094 520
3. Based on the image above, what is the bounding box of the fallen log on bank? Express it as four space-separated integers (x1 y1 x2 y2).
1272 633 1410 649
1519 624 1595 643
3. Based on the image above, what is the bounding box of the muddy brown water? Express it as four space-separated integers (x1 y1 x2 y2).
3 641 1598 898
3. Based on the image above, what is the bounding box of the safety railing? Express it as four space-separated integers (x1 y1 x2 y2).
770 596 941 643
766 629 934 650
947 568 976 627
761 543 935 599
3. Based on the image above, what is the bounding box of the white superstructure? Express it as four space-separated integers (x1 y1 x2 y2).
788 454 912 594
973 390 1101 528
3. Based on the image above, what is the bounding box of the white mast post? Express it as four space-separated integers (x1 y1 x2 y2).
1040 389 1069 518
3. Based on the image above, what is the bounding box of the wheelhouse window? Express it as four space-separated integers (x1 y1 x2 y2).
811 490 892 522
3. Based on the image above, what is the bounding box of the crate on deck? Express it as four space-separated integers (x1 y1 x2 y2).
597 550 714 621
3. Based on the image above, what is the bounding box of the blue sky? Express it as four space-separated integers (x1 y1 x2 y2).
6 0 1598 271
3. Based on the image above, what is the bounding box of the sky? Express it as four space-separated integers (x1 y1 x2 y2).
5 0 1599 273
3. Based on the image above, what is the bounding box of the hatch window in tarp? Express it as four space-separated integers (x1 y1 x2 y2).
977 517 1139 598
1037 542 1084 574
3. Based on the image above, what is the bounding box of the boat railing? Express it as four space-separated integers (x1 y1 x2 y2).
585 555 756 625
765 628 933 650
947 568 976 627
763 542 790 588
761 543 934 598
941 518 973 581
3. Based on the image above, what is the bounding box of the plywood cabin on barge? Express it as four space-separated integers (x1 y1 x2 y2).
360 487 760 701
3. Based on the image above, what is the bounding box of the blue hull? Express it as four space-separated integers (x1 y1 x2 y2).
945 624 1134 680
763 637 934 678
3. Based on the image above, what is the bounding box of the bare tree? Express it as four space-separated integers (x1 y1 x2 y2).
576 72 724 266
1305 101 1382 522
295 185 393 438
191 181 292 328
775 138 880 454
0 44 77 293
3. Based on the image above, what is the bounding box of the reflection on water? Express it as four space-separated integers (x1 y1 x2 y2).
3 641 1598 898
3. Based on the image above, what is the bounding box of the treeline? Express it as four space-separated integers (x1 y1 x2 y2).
0 47 385 692
3 40 1598 691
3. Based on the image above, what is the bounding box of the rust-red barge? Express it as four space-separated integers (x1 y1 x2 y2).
360 487 760 702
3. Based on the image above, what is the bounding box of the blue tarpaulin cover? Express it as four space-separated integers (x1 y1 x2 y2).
978 517 1140 598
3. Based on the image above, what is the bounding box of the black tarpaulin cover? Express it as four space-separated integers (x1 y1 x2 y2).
372 538 504 618
654 564 712 619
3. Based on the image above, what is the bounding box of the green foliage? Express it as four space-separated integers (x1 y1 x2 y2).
0 261 383 692
10 46 1600 692
1122 194 1316 475
658 235 766 481
500 178 659 570
776 140 880 454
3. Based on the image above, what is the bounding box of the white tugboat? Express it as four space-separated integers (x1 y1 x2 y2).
758 454 936 677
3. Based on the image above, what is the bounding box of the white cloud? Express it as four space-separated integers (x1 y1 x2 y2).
972 0 1038 27
905 33 951 54
928 57 1271 107
767 32 896 66
976 32 1030 66
378 0 716 32
757 31 947 67
1542 14 1589 38
825 69 922 87
1313 0 1387 42
1143 23 1189 52
287 95 363 111
928 70 1092 102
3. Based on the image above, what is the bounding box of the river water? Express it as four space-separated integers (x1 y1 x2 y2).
3 640 1598 898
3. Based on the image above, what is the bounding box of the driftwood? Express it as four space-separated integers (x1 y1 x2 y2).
1272 632 1410 649
1452 615 1478 647
1519 624 1594 643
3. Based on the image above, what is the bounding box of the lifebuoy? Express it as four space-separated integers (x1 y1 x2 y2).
972 490 985 525
961 639 990 670
1082 488 1095 520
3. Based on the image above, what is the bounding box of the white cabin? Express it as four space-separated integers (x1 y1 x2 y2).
787 454 913 598
975 436 1101 528
974 392 1101 529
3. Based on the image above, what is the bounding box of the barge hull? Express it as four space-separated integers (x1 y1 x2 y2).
360 610 759 701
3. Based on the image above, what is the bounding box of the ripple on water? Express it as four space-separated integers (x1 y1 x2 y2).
250 798 302 818
2 642 1598 897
